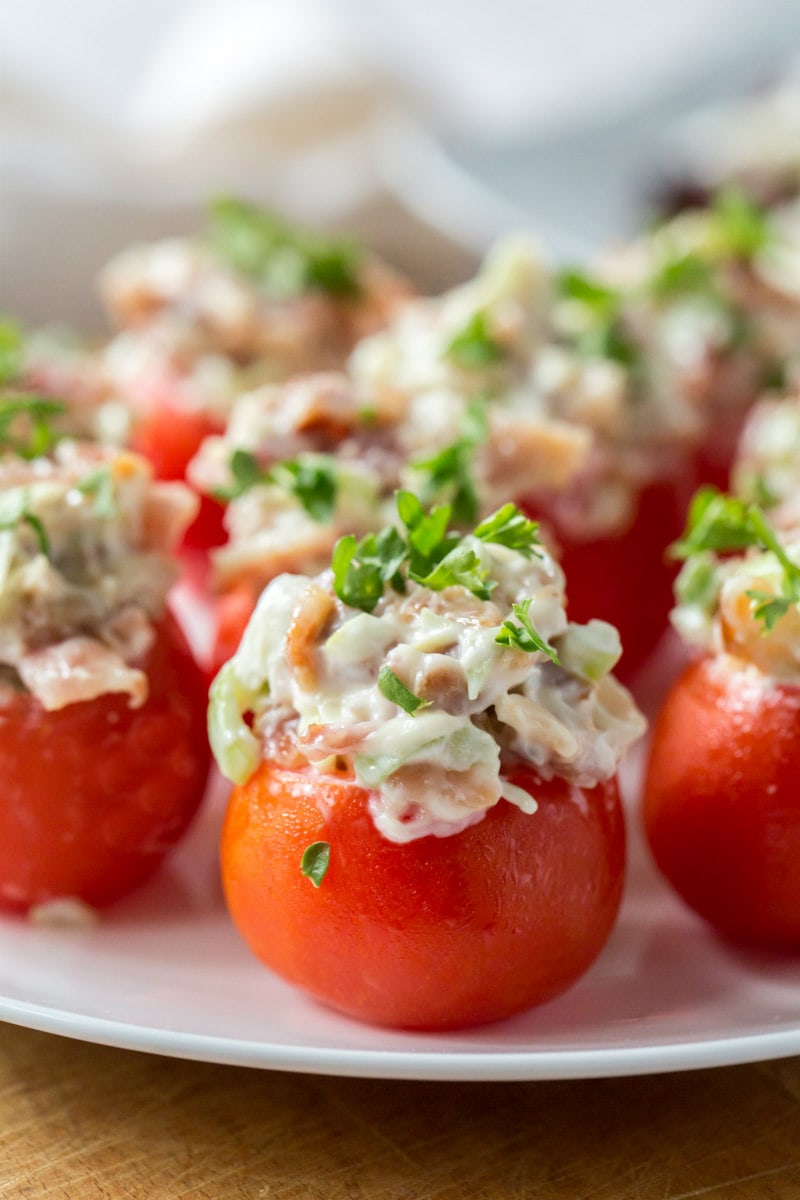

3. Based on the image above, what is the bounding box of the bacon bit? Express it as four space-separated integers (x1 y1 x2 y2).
285 585 335 692
298 722 377 759
399 586 503 629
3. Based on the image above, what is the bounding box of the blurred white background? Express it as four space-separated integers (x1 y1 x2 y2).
4 0 800 322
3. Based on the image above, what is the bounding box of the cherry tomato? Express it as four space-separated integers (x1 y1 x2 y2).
0 613 210 912
643 655 800 948
222 762 625 1030
211 581 259 675
128 381 227 551
524 476 690 679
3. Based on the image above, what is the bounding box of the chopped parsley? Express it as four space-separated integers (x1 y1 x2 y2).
330 492 543 612
0 320 23 386
0 393 67 461
494 598 560 662
377 665 431 716
208 196 362 298
331 526 408 613
710 187 772 259
411 399 488 526
444 311 506 370
672 486 800 632
473 503 542 558
76 467 117 519
556 269 641 370
300 841 330 888
217 449 338 524
0 490 49 557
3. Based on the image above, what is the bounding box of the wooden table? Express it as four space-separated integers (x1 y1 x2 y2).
2 1024 799 1199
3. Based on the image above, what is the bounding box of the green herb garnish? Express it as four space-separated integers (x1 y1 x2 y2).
556 269 641 370
217 449 338 524
0 491 49 556
0 320 24 386
377 665 432 716
473 503 542 558
411 400 488 526
672 486 800 632
444 311 505 370
77 467 117 518
494 598 560 662
300 841 331 888
330 493 540 612
710 187 772 259
331 526 408 613
208 196 362 298
0 394 67 460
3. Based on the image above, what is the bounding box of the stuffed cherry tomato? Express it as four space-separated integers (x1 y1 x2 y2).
644 656 800 948
210 496 645 1029
0 613 210 912
0 439 210 913
223 762 624 1030
644 486 800 946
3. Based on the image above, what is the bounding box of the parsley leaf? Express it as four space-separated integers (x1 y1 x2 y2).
474 503 542 558
272 459 337 524
444 311 505 369
495 598 560 662
0 393 67 461
77 467 117 518
331 526 407 613
670 487 761 559
377 665 431 716
208 196 362 298
300 841 330 888
217 449 265 500
331 495 542 611
412 543 495 600
711 187 772 259
0 490 49 556
0 320 24 386
411 399 488 526
556 269 641 370
217 449 338 524
673 486 800 632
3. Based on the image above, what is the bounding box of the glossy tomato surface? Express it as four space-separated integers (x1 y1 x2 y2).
211 581 259 675
644 655 800 948
527 476 690 680
0 613 211 912
222 763 625 1030
129 383 227 551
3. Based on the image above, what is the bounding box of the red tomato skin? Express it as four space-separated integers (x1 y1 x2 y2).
644 656 800 948
522 475 691 680
211 582 259 675
0 613 211 912
222 764 625 1030
127 380 227 552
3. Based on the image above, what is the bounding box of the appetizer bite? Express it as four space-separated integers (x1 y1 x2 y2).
644 483 800 947
99 198 411 548
210 495 645 1029
594 188 800 490
0 436 210 914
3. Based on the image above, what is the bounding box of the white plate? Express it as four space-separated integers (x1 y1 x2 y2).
2 720 800 1081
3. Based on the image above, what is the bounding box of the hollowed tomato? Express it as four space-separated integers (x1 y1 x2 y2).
221 762 625 1030
644 655 800 948
0 613 211 912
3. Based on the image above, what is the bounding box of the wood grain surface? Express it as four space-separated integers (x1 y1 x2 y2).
1 1024 799 1199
